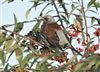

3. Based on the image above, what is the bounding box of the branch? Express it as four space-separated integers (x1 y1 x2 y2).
81 0 88 42
0 19 41 28
53 1 64 28
0 26 43 56
59 11 92 18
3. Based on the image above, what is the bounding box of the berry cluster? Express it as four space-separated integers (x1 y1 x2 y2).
94 28 100 37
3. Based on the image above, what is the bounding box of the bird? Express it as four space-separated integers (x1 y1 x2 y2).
40 15 83 56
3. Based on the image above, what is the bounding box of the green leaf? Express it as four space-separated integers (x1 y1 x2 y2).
93 2 100 9
6 49 15 62
3 64 9 72
25 9 31 18
45 10 53 15
74 63 84 72
61 15 69 24
13 14 17 31
14 22 24 33
61 4 69 18
29 57 39 69
86 41 94 48
94 17 100 25
0 32 6 46
5 36 14 53
15 47 23 65
58 0 64 4
87 0 96 8
13 14 24 33
89 10 98 14
39 3 50 16
33 20 42 32
21 53 32 67
0 49 6 65
8 0 14 3
35 62 48 72
69 4 77 17
95 61 100 69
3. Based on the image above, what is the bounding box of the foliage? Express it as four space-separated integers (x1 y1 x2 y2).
0 0 100 72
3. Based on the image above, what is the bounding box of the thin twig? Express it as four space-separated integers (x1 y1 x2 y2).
59 11 92 18
81 0 88 42
52 1 82 63
53 1 64 28
0 27 43 56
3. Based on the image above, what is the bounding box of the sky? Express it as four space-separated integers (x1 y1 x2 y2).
0 0 100 69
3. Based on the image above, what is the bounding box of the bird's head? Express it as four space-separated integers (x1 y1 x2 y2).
42 15 55 24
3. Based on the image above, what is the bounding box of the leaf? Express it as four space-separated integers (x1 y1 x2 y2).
93 2 100 10
86 60 95 70
13 14 24 33
87 0 96 8
8 0 14 3
89 10 98 14
29 57 39 69
74 19 82 31
13 13 17 31
58 0 64 4
94 17 100 25
6 49 15 62
74 63 84 72
35 62 48 72
25 2 43 18
61 15 69 24
86 41 94 48
0 32 6 46
61 4 69 18
5 36 13 53
91 17 95 25
33 20 42 32
15 47 23 65
21 53 32 67
25 8 32 19
3 64 9 72
45 10 53 15
14 22 24 33
95 61 100 69
39 3 50 16
0 49 6 65
69 4 77 17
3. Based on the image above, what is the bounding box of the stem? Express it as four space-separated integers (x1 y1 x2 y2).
0 19 40 28
53 1 64 28
53 1 82 58
98 37 100 53
0 27 43 56
81 0 88 42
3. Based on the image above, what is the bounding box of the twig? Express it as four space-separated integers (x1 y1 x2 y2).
0 26 43 56
59 11 92 18
0 15 58 28
81 0 88 42
0 19 41 28
53 1 64 28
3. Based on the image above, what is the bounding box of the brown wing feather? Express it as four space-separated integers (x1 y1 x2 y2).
41 23 62 47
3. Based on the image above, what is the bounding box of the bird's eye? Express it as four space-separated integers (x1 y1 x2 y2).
44 17 48 21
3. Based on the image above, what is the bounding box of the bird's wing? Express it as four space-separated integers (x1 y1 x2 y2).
41 23 61 47
56 30 69 46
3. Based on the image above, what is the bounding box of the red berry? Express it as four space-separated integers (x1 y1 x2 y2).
79 48 84 52
77 38 80 44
